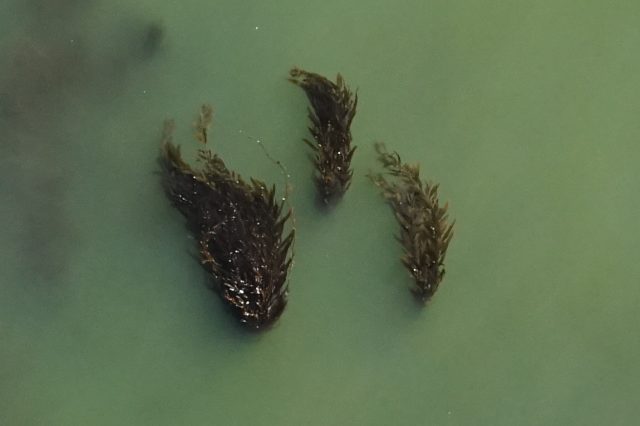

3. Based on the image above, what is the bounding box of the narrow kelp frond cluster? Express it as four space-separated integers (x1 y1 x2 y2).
161 105 294 329
289 67 358 204
369 143 454 302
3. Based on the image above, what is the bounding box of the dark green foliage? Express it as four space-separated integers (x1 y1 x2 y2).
289 67 357 204
369 143 454 302
161 105 294 329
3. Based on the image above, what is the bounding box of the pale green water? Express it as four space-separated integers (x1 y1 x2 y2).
1 1 640 425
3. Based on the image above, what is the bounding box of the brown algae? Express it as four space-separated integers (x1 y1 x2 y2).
160 105 294 329
369 143 454 302
289 67 358 204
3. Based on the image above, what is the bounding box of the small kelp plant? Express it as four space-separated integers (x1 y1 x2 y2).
369 143 454 302
160 105 295 329
289 67 358 204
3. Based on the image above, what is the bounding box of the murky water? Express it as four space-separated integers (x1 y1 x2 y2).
2 1 639 424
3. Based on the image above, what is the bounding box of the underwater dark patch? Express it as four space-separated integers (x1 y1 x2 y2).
0 1 167 285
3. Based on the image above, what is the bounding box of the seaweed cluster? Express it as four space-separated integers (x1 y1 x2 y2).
161 105 294 329
289 67 358 204
160 67 456 329
369 143 454 302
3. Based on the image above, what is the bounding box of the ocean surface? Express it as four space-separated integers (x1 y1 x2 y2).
1 1 639 425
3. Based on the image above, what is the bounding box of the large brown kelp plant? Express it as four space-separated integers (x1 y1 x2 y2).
161 105 294 329
289 67 357 204
369 143 454 302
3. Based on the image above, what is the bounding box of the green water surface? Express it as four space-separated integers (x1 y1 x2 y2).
1 1 639 425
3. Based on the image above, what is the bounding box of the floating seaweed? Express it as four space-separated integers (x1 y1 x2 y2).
369 143 454 302
161 105 294 329
289 67 358 204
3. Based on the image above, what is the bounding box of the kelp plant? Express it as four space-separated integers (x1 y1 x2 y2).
160 104 295 329
369 143 454 302
289 67 358 204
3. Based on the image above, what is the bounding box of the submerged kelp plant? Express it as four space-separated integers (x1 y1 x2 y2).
369 143 454 302
289 67 358 204
161 105 294 329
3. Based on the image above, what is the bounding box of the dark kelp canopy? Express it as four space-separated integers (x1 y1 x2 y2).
369 143 454 302
161 105 294 329
289 67 357 204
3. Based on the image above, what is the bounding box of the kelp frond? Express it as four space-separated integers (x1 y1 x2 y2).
161 104 295 329
369 143 454 302
289 67 358 204
193 103 213 145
